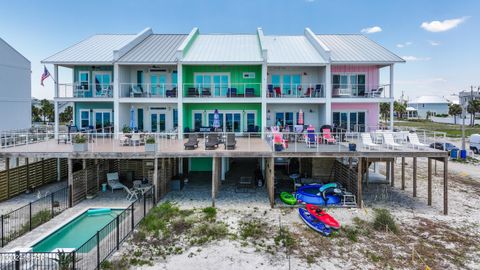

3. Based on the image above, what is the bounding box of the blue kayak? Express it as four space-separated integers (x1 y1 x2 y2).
298 208 332 236
295 184 341 205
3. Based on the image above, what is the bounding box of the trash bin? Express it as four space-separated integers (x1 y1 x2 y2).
460 149 467 160
102 183 107 192
450 149 458 159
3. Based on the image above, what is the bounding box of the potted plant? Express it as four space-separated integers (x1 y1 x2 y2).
72 133 88 152
122 125 132 134
145 135 156 152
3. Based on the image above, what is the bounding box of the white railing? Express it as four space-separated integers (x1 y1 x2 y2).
57 83 113 98
183 83 261 98
267 83 325 98
332 84 391 98
119 83 178 98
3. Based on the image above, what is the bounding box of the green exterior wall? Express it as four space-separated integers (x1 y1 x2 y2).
183 103 262 130
74 102 114 128
190 157 212 172
182 65 262 96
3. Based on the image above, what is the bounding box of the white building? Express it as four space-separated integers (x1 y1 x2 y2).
408 95 449 119
0 38 31 130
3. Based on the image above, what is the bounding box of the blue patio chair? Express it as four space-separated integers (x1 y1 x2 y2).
227 88 237 97
245 88 254 97
268 84 274 97
305 129 317 148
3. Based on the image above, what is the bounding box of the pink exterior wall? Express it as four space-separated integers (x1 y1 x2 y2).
331 103 379 128
331 65 379 86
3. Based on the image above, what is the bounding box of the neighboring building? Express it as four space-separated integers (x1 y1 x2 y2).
0 38 31 130
407 95 449 119
459 88 480 107
406 106 418 119
42 27 403 170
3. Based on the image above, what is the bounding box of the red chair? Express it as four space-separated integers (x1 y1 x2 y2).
274 87 281 97
321 128 336 144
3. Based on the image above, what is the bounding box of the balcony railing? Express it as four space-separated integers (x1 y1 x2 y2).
332 84 391 99
267 83 325 98
183 83 261 98
119 83 178 98
57 83 113 98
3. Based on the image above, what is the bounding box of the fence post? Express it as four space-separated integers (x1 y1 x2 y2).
68 184 72 208
116 215 120 250
131 203 134 230
96 231 100 269
1 215 4 247
72 251 76 270
51 193 54 218
143 192 146 218
15 250 20 270
29 202 32 231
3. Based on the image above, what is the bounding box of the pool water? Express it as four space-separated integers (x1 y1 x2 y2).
32 209 124 252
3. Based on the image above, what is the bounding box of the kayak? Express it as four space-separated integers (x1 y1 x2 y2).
280 192 297 205
295 184 341 205
298 208 332 236
306 204 341 229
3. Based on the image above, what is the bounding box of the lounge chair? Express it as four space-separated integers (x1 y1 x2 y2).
205 134 220 150
187 87 198 97
130 85 144 97
305 129 317 148
107 172 127 192
166 87 177 97
245 88 254 97
361 133 380 150
123 186 139 201
321 129 336 144
267 84 274 97
225 133 236 150
382 133 402 150
131 133 141 146
408 133 428 149
315 84 324 97
227 88 237 97
201 88 211 97
184 134 199 150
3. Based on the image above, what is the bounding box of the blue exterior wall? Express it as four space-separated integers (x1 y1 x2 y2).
74 102 114 128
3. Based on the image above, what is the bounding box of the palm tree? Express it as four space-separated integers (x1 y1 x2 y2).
467 100 480 126
394 101 407 119
59 106 73 123
380 103 390 121
31 105 42 123
448 103 462 124
40 99 54 123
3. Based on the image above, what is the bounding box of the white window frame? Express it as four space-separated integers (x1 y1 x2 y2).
92 71 112 97
79 109 90 129
274 112 295 127
92 109 113 131
191 110 257 133
193 72 231 88
78 71 90 89
332 72 367 96
332 110 368 132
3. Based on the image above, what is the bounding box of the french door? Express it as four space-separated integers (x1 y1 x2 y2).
93 72 112 97
225 113 241 132
332 112 366 132
150 73 167 97
94 110 112 133
151 112 166 132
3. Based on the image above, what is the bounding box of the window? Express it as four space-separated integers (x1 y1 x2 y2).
275 112 293 127
93 72 111 96
173 109 178 128
80 110 90 129
246 113 255 128
332 74 366 96
243 72 255 79
136 70 143 86
79 71 89 90
194 113 203 131
194 73 229 96
332 111 366 132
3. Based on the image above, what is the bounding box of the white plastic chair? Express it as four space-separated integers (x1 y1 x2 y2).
408 133 428 149
361 133 380 150
106 172 127 192
123 186 139 201
382 133 402 150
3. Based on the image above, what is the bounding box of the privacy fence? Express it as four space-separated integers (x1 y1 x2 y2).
0 186 155 270
0 186 69 248
0 158 67 201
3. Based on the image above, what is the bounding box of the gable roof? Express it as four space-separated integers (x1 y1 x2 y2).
118 34 187 64
182 34 263 63
409 95 449 104
42 34 136 64
0 38 30 67
316 35 404 63
262 36 326 65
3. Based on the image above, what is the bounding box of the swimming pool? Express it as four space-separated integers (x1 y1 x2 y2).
32 208 124 252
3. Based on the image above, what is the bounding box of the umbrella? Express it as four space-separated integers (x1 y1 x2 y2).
298 109 304 125
213 109 221 130
129 106 135 130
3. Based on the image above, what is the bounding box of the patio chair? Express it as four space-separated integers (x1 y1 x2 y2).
371 87 384 98
321 129 336 144
187 87 198 97
184 134 199 150
382 133 402 150
130 85 143 97
407 133 428 149
305 129 317 148
227 88 237 97
267 84 274 97
361 133 380 150
235 176 255 193
225 133 236 150
166 87 177 97
245 87 254 97
107 172 127 192
205 134 220 150
315 84 324 97
123 186 140 201
131 133 141 146
201 88 211 97
119 135 130 146
274 87 282 97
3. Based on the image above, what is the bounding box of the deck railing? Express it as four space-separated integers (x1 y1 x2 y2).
0 186 154 270
57 83 113 98
267 83 325 98
119 83 178 98
0 186 69 248
183 83 261 98
332 84 391 98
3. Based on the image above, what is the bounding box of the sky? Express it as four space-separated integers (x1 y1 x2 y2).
0 0 478 101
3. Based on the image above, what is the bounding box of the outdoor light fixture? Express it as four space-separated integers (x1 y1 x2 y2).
309 109 313 113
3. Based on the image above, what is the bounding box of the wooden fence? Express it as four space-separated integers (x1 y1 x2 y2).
332 160 359 198
0 158 67 201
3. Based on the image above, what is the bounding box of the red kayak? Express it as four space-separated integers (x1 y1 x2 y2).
306 204 340 229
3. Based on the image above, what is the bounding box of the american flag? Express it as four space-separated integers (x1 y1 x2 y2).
40 65 51 86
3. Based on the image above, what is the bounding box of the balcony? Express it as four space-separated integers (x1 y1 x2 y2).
267 83 325 98
57 83 113 99
183 83 261 98
119 83 178 98
332 84 391 99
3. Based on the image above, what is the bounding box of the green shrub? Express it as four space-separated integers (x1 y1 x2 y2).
191 222 228 245
239 219 266 240
274 227 296 249
72 134 87 144
202 207 217 221
372 209 399 234
145 135 155 144
342 226 359 242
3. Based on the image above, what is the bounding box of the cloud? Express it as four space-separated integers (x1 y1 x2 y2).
402 56 431 61
396 41 413 48
421 17 468 32
360 26 382 34
428 40 440 46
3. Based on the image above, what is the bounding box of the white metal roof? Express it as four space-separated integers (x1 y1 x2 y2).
406 106 417 111
182 34 263 63
262 36 326 65
118 34 187 63
409 95 450 104
316 35 404 63
42 34 136 64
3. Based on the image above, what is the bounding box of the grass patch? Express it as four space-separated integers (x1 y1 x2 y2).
202 207 217 221
395 119 480 138
190 222 228 245
239 218 267 240
274 227 296 250
372 209 399 234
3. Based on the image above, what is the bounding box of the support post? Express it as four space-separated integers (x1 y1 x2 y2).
325 64 332 124
67 158 73 207
386 160 390 182
5 158 10 198
211 157 218 207
267 157 274 208
357 157 363 208
153 158 159 201
443 157 448 215
390 159 395 187
54 64 59 140
56 158 61 181
389 64 394 130
412 157 417 197
365 159 369 189
401 157 405 190
427 158 432 206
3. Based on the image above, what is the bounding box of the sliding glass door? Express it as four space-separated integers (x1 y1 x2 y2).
332 111 366 132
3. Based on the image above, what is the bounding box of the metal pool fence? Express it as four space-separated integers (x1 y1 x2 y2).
0 186 155 270
1 186 69 248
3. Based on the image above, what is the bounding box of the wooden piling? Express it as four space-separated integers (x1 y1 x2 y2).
401 157 405 190
412 157 417 197
357 157 363 208
427 158 432 206
443 157 448 215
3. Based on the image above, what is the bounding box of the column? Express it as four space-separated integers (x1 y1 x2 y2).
212 157 219 207
177 63 184 139
221 157 226 181
357 157 363 208
153 158 159 201
325 64 332 124
266 157 275 208
67 158 73 207
54 64 59 140
390 159 395 187
443 156 448 215
261 62 267 138
57 158 61 181
113 63 120 139
412 157 417 197
401 157 405 190
389 64 394 130
5 158 10 198
427 158 432 206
